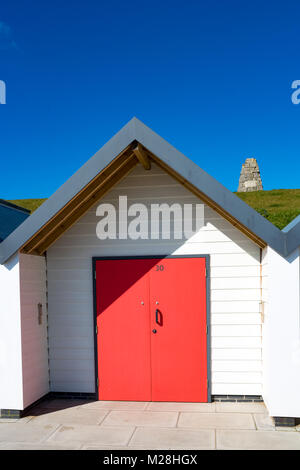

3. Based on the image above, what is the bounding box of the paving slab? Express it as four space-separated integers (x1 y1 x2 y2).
215 402 266 414
0 441 81 450
146 402 216 412
253 413 275 430
0 400 299 450
178 412 255 430
275 426 297 432
0 422 59 442
81 401 148 411
101 411 178 427
0 416 32 424
47 424 135 446
217 429 300 450
129 427 215 449
27 407 108 426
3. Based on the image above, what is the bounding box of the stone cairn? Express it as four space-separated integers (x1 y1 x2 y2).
238 158 263 192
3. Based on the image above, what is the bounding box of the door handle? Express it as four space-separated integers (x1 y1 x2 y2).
155 309 159 324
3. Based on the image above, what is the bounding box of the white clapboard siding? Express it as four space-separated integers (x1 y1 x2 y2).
211 277 260 289
212 361 262 372
212 383 262 395
50 348 95 360
19 254 49 407
46 163 262 395
50 314 94 327
261 248 268 305
212 348 262 360
210 266 260 278
211 289 261 302
212 372 262 384
211 301 261 313
212 337 262 348
211 313 262 325
260 247 268 400
211 325 261 337
51 381 96 393
48 242 258 258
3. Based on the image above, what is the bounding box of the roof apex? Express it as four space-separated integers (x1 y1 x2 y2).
0 117 299 263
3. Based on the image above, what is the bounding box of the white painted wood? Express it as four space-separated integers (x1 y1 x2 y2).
19 254 49 408
46 163 262 396
211 349 262 360
211 325 261 337
211 314 262 325
211 289 261 302
212 360 262 372
212 337 262 348
210 266 260 278
211 277 260 289
0 253 24 410
262 246 300 417
212 371 262 384
212 383 262 395
211 301 261 313
49 381 95 393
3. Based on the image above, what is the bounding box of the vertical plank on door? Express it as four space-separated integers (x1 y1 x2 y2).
96 259 155 401
150 257 208 402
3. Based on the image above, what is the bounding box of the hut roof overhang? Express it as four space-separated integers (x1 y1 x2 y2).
0 117 298 263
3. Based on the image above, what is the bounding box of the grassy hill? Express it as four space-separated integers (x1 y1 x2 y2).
235 189 300 230
9 188 300 230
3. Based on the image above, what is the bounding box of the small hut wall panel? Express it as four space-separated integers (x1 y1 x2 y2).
46 163 262 395
0 254 23 410
19 253 49 407
261 247 269 401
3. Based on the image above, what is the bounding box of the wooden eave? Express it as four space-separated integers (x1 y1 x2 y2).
20 143 267 256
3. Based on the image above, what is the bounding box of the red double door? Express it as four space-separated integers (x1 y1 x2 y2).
95 257 208 402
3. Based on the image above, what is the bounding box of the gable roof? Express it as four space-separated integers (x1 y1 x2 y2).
0 200 30 243
0 117 298 264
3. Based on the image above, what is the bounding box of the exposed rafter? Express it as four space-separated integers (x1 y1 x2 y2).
20 146 139 255
19 141 268 255
133 144 151 170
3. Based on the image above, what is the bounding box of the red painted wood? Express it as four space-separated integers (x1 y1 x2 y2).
96 257 208 402
96 258 156 401
150 258 207 402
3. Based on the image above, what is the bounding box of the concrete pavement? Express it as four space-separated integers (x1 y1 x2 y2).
0 399 300 450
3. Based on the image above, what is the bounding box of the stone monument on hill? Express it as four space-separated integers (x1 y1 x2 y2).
238 158 263 192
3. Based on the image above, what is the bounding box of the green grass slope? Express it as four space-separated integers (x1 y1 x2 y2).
8 188 300 230
235 189 300 230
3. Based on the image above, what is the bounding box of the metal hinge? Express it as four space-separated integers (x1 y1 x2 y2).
97 377 99 387
94 271 96 280
96 325 98 335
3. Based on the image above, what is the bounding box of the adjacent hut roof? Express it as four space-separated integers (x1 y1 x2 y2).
0 200 30 242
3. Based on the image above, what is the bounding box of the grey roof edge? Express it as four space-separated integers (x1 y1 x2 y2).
0 117 137 264
133 119 287 254
285 219 300 254
282 214 300 233
0 117 299 264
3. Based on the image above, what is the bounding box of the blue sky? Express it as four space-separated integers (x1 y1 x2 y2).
0 0 299 199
